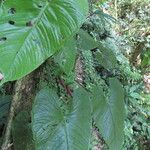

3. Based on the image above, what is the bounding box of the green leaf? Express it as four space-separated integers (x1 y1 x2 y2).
141 49 150 67
78 29 99 50
54 38 77 75
12 111 35 150
94 9 117 23
32 87 91 150
0 95 11 120
0 0 89 84
95 44 117 69
92 78 125 150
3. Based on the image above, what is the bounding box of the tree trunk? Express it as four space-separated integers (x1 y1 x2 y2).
1 66 43 150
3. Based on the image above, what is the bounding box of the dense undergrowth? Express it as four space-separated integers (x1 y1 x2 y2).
113 0 150 149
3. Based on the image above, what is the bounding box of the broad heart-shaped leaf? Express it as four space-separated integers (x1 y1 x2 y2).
32 87 91 150
92 78 125 150
0 0 89 84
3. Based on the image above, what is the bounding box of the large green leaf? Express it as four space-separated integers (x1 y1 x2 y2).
95 44 117 70
0 0 88 84
54 37 77 75
78 29 99 50
12 111 35 150
32 87 91 150
92 78 125 150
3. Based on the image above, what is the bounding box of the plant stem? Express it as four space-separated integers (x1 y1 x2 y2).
1 80 22 150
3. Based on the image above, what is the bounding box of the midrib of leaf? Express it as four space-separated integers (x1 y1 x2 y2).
63 119 70 150
107 104 117 149
8 2 49 76
43 109 70 149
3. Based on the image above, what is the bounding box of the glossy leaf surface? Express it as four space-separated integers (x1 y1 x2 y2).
0 0 88 83
32 87 91 150
92 78 125 150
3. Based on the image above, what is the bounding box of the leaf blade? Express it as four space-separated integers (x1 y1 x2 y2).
0 0 89 83
32 87 91 150
92 78 125 150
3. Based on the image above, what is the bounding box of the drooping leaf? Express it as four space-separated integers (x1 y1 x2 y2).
78 29 99 50
0 0 89 84
92 78 125 150
12 111 35 150
94 9 117 23
54 38 77 75
32 87 91 150
95 44 117 70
